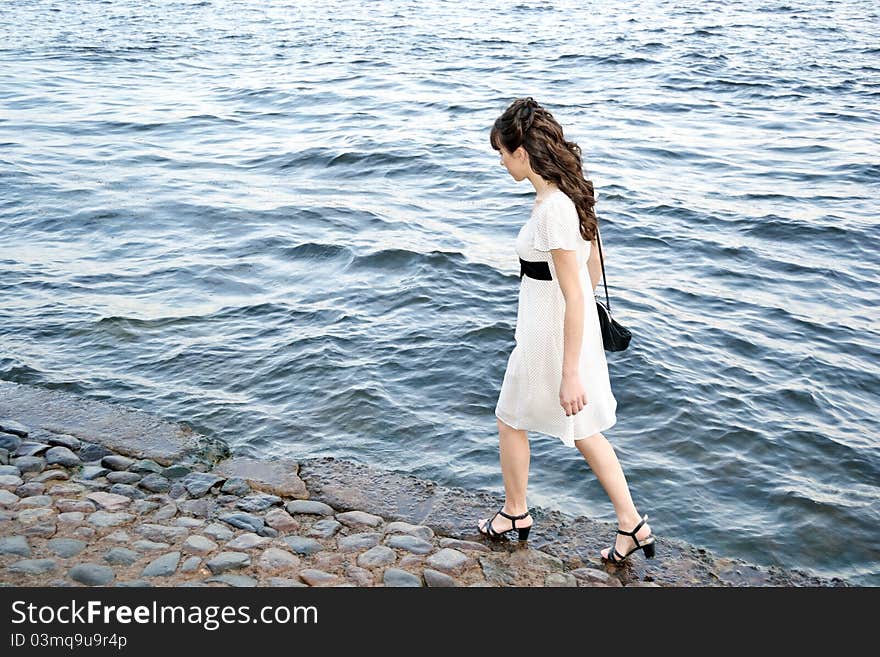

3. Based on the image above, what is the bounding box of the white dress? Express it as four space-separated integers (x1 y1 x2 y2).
494 188 618 448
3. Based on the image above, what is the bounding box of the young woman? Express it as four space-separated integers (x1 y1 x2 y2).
477 97 656 564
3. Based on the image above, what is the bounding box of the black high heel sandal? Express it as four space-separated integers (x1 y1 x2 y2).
477 508 532 541
601 513 656 563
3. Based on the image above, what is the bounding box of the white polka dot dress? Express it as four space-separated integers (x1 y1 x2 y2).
494 188 618 448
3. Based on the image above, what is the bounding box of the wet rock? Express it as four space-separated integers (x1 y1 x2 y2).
101 455 134 471
86 491 132 512
214 456 307 500
142 552 181 578
80 465 110 480
0 435 22 453
282 536 325 556
438 537 491 553
0 419 29 438
12 456 45 474
384 535 433 554
206 552 251 574
570 567 622 587
45 446 81 468
545 573 578 587
286 500 334 516
383 568 423 587
69 563 115 586
130 459 163 475
15 441 50 457
0 535 31 557
423 568 456 587
307 518 341 538
336 510 384 528
104 547 141 566
183 473 226 498
162 464 191 480
47 434 81 451
46 538 87 558
357 545 396 568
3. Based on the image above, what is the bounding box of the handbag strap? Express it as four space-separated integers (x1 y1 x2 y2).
595 223 612 314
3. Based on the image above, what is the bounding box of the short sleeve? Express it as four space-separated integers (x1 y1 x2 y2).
532 195 580 251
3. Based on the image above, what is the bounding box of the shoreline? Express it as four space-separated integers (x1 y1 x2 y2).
0 380 848 587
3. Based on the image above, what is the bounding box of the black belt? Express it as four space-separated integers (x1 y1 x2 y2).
519 257 552 280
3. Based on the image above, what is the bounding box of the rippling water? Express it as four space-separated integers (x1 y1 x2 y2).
1 0 878 584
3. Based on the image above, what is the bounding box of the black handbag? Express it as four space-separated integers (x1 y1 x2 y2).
595 226 632 352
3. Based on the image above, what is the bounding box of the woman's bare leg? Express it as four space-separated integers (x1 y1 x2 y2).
574 432 651 558
478 417 533 533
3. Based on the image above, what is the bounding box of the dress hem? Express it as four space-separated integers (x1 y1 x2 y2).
495 409 617 448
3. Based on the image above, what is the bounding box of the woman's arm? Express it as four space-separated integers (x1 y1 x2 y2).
587 237 602 293
552 249 585 376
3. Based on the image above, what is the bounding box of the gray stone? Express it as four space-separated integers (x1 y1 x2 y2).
203 522 234 541
236 493 282 513
8 558 58 574
109 483 147 500
46 538 87 558
220 477 250 495
141 551 181 578
47 483 84 495
426 548 471 575
45 446 81 467
56 499 96 513
182 535 217 555
386 521 434 540
130 459 162 475
106 471 142 484
104 547 141 566
162 464 191 480
16 495 53 508
307 518 341 538
338 532 383 552
336 510 384 528
204 574 257 587
0 434 22 453
205 551 251 574
101 455 134 471
282 536 325 555
178 498 213 518
0 465 18 476
268 576 308 587
545 573 578 587
131 500 160 515
298 568 339 586
183 472 225 498
134 523 187 542
80 465 110 480
385 534 434 554
423 568 457 587
86 491 132 512
79 443 112 462
357 545 396 568
0 446 7 464
0 474 23 490
570 567 622 587
69 563 115 586
12 456 45 474
139 474 171 493
286 500 335 516
32 469 69 483
153 503 178 522
17 507 56 523
383 568 423 587
0 489 18 506
87 510 135 527
218 512 264 534
115 579 152 587
0 535 30 557
180 556 201 573
132 540 171 552
257 547 300 570
226 532 270 550
174 517 205 528
57 511 85 524
264 508 298 533
14 441 50 456
47 434 81 451
438 537 491 553
16 481 45 496
24 520 57 538
0 419 29 437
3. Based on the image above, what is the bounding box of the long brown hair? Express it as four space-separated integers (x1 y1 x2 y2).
490 96 598 242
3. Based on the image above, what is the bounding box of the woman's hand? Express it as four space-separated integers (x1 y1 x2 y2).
559 372 588 416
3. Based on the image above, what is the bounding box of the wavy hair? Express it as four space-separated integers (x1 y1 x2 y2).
490 96 599 242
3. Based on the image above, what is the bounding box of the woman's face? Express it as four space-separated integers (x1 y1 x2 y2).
499 144 528 181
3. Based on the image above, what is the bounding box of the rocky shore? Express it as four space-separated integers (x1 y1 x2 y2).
0 381 848 587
